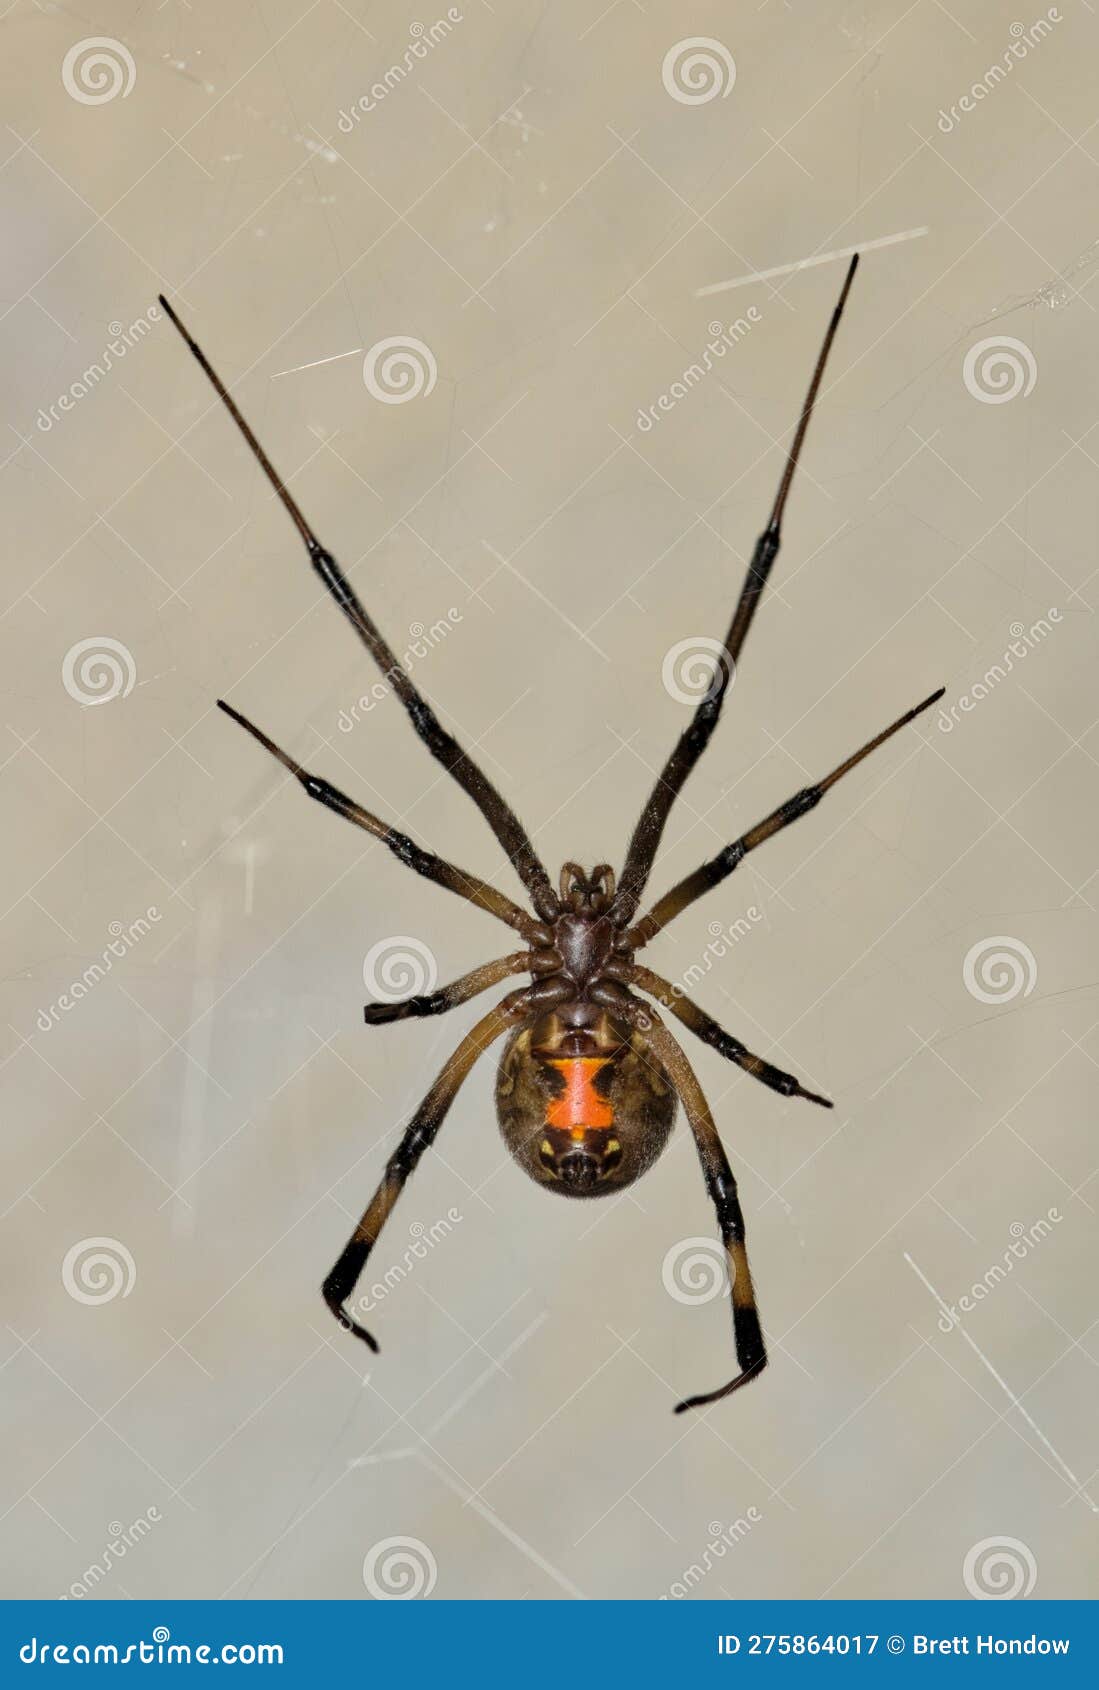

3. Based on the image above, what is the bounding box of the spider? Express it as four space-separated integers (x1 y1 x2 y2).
160 254 942 1413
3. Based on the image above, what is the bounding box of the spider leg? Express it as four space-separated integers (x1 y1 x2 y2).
324 991 531 1347
612 257 861 927
364 952 530 1023
628 685 944 947
159 295 558 924
618 995 767 1413
625 965 832 1108
218 700 535 938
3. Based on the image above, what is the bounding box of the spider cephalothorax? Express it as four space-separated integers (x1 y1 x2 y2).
162 255 943 1413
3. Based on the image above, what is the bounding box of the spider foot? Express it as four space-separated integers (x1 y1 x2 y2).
797 1084 834 1109
673 1357 766 1414
323 1282 380 1352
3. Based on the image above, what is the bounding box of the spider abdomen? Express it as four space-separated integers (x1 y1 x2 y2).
495 1008 676 1197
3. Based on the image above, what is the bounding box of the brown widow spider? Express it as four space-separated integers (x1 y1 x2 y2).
160 254 942 1413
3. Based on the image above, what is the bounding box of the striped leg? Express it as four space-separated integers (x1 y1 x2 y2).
218 701 534 938
323 991 531 1347
612 258 861 927
364 953 530 1024
627 966 832 1108
160 295 558 923
627 685 944 949
620 997 767 1414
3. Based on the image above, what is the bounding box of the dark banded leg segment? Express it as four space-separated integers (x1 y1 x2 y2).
627 966 832 1108
628 685 945 949
619 997 766 1413
612 257 861 927
364 953 530 1024
324 991 531 1347
160 294 558 923
218 700 534 938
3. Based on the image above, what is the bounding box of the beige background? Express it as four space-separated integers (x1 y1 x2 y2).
1 0 1097 1602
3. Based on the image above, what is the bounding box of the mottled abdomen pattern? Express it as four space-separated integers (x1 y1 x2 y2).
495 1011 676 1196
